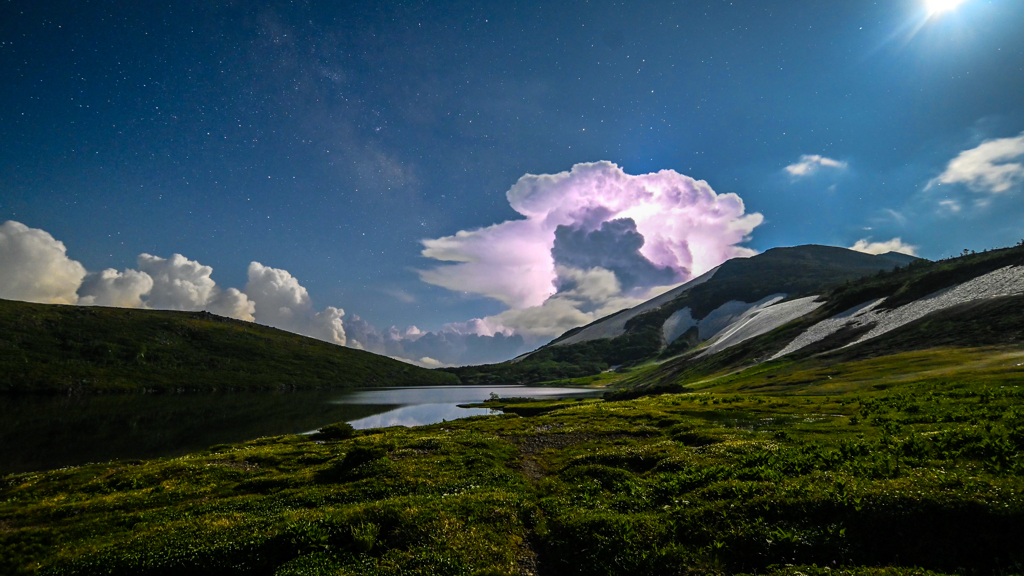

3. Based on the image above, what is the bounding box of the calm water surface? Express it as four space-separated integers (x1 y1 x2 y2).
337 385 602 429
0 385 600 474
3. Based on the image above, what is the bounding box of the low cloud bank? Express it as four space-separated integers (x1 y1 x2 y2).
0 220 344 347
0 219 523 366
849 237 919 256
344 315 527 367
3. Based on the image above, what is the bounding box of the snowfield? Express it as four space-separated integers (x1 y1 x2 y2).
697 295 823 357
773 265 1024 359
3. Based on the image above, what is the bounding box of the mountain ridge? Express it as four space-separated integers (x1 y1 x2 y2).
447 243 1024 388
0 299 458 394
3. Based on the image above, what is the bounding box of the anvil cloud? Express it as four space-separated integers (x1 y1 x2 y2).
418 162 763 310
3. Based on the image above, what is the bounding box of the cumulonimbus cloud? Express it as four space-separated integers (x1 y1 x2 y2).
785 155 848 178
931 132 1024 194
418 161 763 310
0 221 87 305
849 237 919 256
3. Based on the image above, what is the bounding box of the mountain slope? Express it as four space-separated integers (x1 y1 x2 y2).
609 243 1024 398
551 245 922 348
0 299 458 393
447 245 920 385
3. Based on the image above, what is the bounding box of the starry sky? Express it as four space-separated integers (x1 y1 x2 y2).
2 0 1024 365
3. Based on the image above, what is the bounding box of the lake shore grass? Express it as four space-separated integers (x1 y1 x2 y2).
2 345 1023 575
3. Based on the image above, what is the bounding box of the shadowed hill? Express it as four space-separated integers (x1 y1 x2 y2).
0 299 458 393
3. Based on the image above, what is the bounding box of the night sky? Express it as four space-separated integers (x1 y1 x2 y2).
2 0 1024 365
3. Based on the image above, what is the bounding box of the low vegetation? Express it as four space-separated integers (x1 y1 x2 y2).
3 245 1023 574
0 300 457 394
3 345 1022 575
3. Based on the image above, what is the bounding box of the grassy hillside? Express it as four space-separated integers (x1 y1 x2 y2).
0 300 458 394
2 345 1022 575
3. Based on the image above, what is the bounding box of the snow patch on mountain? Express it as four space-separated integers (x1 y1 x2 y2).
695 295 786 344
698 295 824 357
662 308 696 343
774 265 1024 359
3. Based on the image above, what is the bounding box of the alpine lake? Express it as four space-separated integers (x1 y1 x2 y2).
0 385 603 474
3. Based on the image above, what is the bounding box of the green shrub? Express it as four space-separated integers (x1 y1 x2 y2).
313 422 357 441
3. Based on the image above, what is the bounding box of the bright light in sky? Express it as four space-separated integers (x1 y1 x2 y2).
925 0 967 15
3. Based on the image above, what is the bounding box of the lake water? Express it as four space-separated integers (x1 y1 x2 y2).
338 385 601 429
0 385 601 474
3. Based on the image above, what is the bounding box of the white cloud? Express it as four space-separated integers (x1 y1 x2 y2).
931 132 1024 193
481 297 599 340
883 209 908 225
849 237 919 256
785 155 849 178
136 253 255 321
245 262 346 345
442 318 515 338
383 288 416 303
938 199 962 213
417 357 443 368
137 253 219 310
0 222 355 347
207 288 257 321
78 268 153 308
0 220 87 305
555 265 623 305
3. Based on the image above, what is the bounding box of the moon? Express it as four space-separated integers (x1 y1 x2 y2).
925 0 967 15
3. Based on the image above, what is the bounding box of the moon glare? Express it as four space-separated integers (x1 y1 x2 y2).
925 0 967 15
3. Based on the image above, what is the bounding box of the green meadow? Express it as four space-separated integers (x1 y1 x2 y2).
3 345 1023 575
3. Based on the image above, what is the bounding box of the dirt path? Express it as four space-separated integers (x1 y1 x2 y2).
501 430 636 576
515 537 541 576
503 430 629 484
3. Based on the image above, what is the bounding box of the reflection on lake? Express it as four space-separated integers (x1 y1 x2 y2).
0 385 600 474
337 385 603 429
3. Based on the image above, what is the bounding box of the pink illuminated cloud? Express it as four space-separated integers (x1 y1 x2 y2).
418 161 763 309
